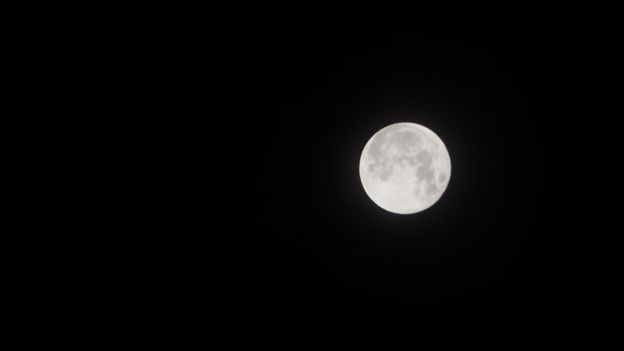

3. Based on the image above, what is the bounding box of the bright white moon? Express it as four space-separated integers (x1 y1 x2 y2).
359 122 451 214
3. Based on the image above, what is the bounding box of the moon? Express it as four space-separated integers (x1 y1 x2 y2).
359 122 451 214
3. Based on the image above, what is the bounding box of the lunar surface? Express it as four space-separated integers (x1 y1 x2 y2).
359 122 451 214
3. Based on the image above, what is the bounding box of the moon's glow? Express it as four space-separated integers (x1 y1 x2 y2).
359 122 451 214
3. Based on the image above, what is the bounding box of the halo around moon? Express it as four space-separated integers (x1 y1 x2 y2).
359 122 451 214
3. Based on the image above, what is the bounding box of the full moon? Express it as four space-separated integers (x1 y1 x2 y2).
359 122 451 214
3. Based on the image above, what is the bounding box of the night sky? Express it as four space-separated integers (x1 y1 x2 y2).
84 3 606 349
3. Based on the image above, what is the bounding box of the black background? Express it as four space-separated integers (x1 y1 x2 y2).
82 3 608 349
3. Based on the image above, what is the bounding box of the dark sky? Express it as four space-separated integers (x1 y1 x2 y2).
84 3 607 349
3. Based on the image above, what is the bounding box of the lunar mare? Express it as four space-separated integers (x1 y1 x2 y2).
359 122 451 214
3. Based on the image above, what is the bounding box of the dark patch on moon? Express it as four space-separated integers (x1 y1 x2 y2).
426 183 438 195
438 172 447 183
